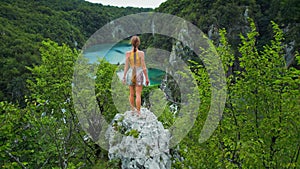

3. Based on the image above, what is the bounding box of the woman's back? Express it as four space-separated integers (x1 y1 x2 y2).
123 35 149 115
128 50 142 68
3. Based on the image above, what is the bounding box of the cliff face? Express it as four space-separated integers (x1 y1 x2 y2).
106 108 171 169
156 0 299 67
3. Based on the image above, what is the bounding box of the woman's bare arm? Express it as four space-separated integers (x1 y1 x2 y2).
123 52 130 81
141 51 149 84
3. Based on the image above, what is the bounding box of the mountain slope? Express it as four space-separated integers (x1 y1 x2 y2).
156 0 299 57
0 0 151 104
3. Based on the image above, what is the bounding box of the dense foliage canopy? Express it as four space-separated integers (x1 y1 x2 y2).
0 0 150 104
1 0 299 168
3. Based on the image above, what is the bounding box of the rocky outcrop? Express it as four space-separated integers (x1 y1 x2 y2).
106 108 171 169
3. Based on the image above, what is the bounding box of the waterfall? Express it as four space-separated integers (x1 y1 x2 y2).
152 19 155 36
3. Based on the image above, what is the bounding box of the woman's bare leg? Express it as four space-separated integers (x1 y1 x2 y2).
135 85 143 115
129 86 135 111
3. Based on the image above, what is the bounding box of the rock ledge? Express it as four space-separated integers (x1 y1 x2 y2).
106 108 171 169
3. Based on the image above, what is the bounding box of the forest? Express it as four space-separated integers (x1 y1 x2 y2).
1 0 299 168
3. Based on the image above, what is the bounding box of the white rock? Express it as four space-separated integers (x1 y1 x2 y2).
106 108 171 169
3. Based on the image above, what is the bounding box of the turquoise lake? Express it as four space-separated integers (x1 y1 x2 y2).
83 43 165 85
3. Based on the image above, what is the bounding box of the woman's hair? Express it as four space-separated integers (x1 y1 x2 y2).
130 36 140 52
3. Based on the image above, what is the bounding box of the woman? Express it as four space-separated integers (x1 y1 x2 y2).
123 36 149 116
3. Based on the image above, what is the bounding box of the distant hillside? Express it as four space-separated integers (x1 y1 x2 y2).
0 0 151 104
2 0 299 104
155 0 299 64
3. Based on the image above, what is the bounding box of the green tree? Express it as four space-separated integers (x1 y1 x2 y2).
170 20 300 168
1 40 123 168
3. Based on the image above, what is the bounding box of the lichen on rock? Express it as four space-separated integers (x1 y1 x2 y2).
106 108 171 169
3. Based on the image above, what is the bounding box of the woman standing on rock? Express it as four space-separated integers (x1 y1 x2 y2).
123 35 149 116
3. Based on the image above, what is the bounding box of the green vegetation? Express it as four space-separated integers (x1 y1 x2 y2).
125 129 139 139
0 0 151 104
156 0 300 63
1 0 299 168
170 20 300 168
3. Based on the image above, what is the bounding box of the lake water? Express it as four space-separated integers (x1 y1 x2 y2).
83 43 165 85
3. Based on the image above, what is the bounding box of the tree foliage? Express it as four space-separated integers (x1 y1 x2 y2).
1 0 300 168
1 40 122 168
0 0 151 104
171 20 300 168
156 0 299 60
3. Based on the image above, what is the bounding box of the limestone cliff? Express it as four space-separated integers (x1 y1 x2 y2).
106 108 171 169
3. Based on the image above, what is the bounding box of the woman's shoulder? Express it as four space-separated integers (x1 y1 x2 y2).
138 50 144 56
125 50 144 56
125 51 131 57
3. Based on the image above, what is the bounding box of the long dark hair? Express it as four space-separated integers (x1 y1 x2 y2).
130 36 140 52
